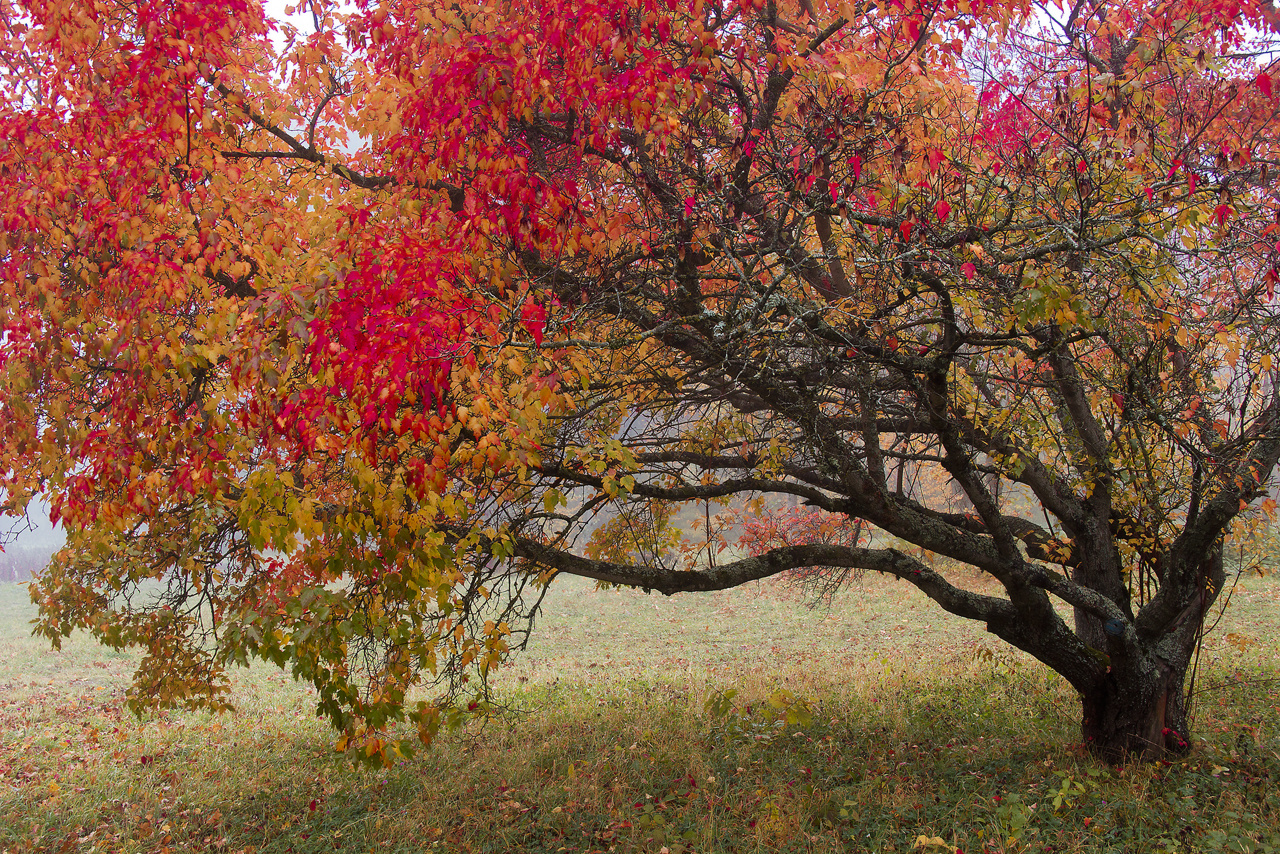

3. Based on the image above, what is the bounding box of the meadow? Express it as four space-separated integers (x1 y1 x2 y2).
1 568 1278 854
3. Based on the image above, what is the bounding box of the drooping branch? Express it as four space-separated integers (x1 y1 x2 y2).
511 535 1014 621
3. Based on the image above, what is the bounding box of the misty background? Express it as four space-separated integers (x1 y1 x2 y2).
1 500 63 583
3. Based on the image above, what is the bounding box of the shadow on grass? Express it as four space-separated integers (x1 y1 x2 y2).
14 667 1260 854
3 577 1280 853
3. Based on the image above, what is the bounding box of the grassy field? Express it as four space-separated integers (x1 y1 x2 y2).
1 570 1279 853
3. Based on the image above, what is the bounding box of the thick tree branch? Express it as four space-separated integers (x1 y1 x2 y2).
514 537 1014 623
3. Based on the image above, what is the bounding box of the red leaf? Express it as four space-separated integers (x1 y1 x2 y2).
934 199 951 223
520 302 546 347
309 799 318 812
684 197 695 218
1143 187 1154 204
927 147 944 172
1258 71 1274 99
899 220 913 242
961 262 976 281
848 155 862 180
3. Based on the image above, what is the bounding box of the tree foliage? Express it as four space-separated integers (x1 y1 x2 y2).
2 0 1279 761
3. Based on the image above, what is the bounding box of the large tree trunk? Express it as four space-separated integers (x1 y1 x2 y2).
1066 544 1223 761
1080 657 1192 761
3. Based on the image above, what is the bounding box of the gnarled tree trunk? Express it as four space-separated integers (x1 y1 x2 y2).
1070 548 1222 761
1080 654 1193 761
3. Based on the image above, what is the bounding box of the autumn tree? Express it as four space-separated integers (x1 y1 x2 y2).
2 0 1279 762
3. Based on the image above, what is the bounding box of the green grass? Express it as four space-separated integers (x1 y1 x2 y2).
1 571 1279 853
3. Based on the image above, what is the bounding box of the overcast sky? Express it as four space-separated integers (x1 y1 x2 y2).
3 499 63 553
